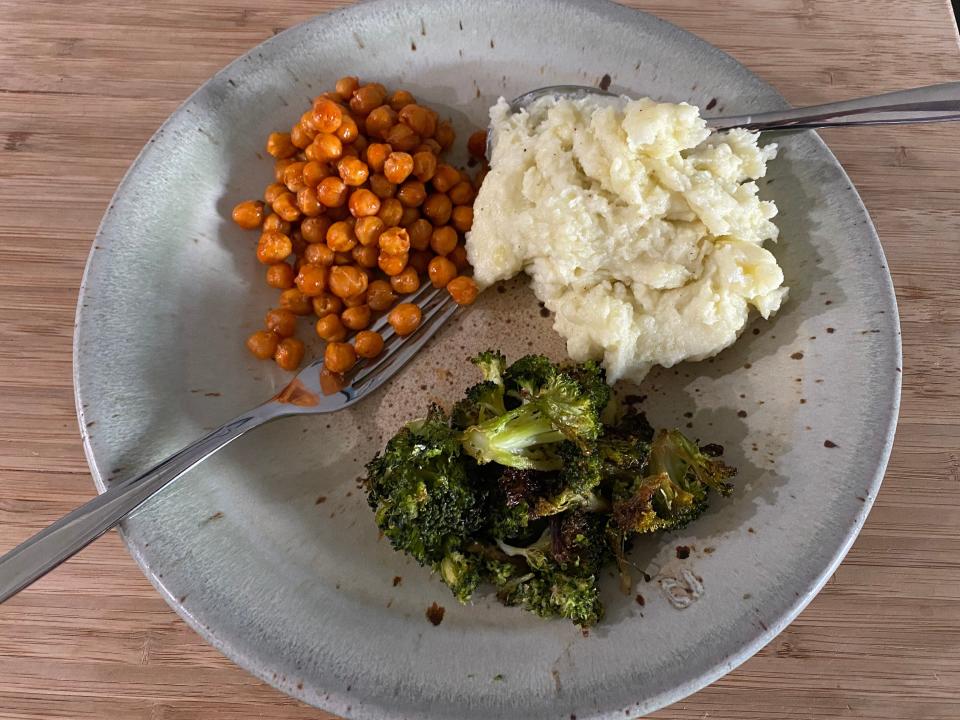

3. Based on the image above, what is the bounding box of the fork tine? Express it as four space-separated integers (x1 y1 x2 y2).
350 292 459 391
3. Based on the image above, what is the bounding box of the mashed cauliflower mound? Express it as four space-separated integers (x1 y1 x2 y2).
467 97 787 383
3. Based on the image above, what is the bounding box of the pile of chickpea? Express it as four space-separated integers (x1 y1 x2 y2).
232 76 485 375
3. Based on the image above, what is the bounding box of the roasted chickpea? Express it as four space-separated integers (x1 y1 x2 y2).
232 200 265 229
398 104 437 137
418 138 443 155
369 173 397 199
448 181 476 205
354 330 384 359
246 330 280 360
310 133 343 163
428 255 457 288
274 337 306 371
377 197 404 227
256 231 293 264
389 89 416 112
311 98 343 133
290 122 314 149
430 225 458 256
431 163 460 193
379 226 410 255
315 313 347 342
365 143 392 173
300 216 332 244
317 176 349 207
364 105 398 139
324 220 356 252
274 158 296 183
294 263 328 297
349 188 381 218
397 180 426 208
451 205 474 233
449 244 469 271
266 262 295 289
351 243 379 269
303 160 331 187
378 252 408 277
335 76 360 99
338 156 369 186
265 307 298 337
388 303 422 337
279 288 313 315
385 123 420 152
383 152 414 184
447 275 479 305
296 187 323 217
336 115 360 144
341 304 372 331
366 279 397 311
407 249 430 275
350 84 387 116
434 120 455 150
355 216 385 246
312 293 342 318
328 265 368 299
324 342 357 373
263 213 292 235
400 206 420 227
390 267 420 295
272 192 301 222
467 130 488 159
412 151 437 183
406 218 434 251
267 131 297 159
422 193 452 226
264 182 288 204
342 291 368 308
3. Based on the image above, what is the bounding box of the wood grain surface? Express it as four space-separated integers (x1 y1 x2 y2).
1 1 959 718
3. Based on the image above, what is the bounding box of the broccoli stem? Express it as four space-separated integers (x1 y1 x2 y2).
460 405 567 469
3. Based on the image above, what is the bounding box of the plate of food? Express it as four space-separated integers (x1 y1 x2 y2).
72 0 901 717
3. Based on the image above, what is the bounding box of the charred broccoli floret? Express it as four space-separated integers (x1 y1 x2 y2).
365 405 481 565
460 365 605 469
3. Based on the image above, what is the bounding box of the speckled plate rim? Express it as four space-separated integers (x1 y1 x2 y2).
71 0 902 716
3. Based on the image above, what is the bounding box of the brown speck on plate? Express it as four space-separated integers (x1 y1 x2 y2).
824 439 838 448
599 73 612 91
635 594 645 606
675 545 690 559
426 601 445 625
315 495 327 504
747 527 755 534
737 410 747 418
393 576 402 586
790 351 804 360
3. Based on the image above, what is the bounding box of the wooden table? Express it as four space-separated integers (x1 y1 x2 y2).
1 1 958 718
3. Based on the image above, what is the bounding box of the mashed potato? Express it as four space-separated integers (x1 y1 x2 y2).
466 96 787 383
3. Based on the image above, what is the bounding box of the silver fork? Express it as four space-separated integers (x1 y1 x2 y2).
0 285 460 603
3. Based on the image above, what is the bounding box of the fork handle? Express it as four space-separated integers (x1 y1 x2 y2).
0 403 281 603
708 81 960 131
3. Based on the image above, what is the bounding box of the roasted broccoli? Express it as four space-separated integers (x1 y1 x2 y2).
365 405 481 565
362 352 737 627
460 358 606 469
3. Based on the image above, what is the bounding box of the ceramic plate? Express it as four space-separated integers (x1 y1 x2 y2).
73 1 901 717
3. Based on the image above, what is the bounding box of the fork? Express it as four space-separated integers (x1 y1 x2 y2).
0 284 460 603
